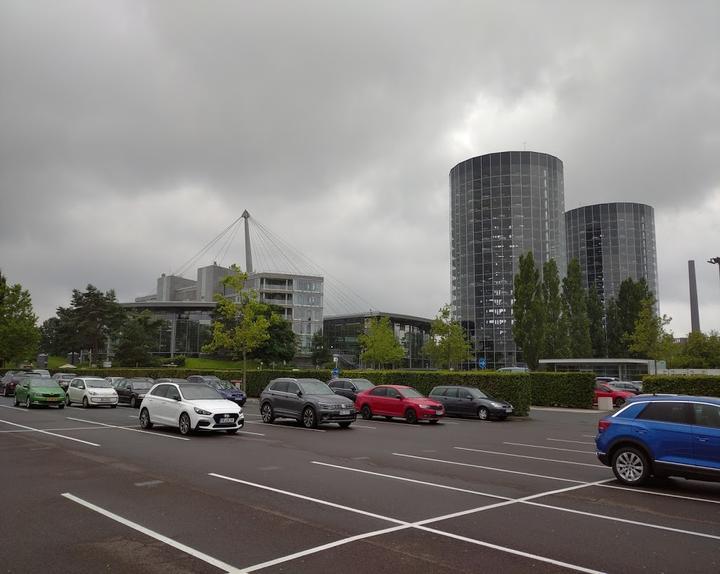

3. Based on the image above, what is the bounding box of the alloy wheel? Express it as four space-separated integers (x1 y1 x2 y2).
615 451 644 483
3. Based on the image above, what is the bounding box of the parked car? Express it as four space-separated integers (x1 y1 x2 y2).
497 366 529 373
596 395 720 486
595 376 619 384
260 378 356 429
30 369 51 378
608 381 642 395
14 378 65 409
139 381 244 435
52 372 76 391
115 378 155 408
355 385 444 424
429 385 513 420
187 375 247 406
0 371 33 397
594 382 635 408
66 377 118 408
327 378 375 403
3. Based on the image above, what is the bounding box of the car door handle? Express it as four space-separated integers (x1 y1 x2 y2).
635 429 647 435
697 437 709 443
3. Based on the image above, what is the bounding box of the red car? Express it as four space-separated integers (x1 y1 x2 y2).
355 385 445 424
594 383 635 408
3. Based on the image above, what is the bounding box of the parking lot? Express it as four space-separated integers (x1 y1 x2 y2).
1 397 719 574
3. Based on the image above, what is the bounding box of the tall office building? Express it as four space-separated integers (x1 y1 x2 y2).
450 151 566 368
565 202 658 305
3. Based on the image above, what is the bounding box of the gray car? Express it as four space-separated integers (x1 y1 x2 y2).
260 378 356 429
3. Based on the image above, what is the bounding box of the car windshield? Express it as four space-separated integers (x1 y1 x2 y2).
29 379 62 389
468 388 489 399
87 379 112 388
399 388 424 398
180 385 223 400
132 382 152 390
211 380 234 390
352 379 374 390
298 380 334 395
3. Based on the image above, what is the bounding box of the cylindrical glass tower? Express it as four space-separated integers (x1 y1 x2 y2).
450 151 566 369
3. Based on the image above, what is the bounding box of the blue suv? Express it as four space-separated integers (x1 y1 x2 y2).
596 395 720 486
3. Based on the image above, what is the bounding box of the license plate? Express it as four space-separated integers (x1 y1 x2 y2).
220 417 234 424
46 397 59 401
505 407 513 412
340 409 350 415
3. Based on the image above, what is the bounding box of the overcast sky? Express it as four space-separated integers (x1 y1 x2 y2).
1 1 719 335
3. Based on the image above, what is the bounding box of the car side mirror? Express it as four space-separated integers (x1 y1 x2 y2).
297 391 303 397
173 396 181 401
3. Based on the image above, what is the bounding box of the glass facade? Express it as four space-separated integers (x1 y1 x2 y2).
565 203 658 306
450 151 566 369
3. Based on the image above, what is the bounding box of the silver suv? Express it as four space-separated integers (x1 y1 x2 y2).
260 378 356 429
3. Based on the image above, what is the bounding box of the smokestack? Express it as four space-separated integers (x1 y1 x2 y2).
688 260 700 333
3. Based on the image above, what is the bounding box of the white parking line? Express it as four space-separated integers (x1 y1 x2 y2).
62 493 242 573
352 424 376 429
66 417 190 441
0 418 100 446
582 434 596 438
596 484 720 505
0 404 29 412
212 472 605 574
547 438 595 445
454 447 602 468
392 452 586 483
245 421 325 432
0 425 135 433
237 430 266 437
504 442 596 454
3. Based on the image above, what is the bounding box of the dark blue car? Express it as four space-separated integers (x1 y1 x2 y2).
187 375 246 406
596 395 720 486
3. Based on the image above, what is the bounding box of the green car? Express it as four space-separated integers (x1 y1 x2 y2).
14 378 66 409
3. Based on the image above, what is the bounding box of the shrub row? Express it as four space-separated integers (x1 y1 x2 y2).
61 368 601 416
643 375 720 397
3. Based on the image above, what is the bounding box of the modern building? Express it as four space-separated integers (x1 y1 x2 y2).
323 312 432 369
565 202 658 306
450 151 566 369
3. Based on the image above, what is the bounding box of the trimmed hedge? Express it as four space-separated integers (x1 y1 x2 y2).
529 372 595 409
643 375 720 397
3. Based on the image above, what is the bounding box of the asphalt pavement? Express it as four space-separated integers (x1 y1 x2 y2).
1 398 719 573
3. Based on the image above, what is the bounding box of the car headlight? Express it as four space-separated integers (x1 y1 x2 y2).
318 402 333 408
419 404 433 409
138 394 146 399
87 390 96 396
490 402 504 408
194 407 212 415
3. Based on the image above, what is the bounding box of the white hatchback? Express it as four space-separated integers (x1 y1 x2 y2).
66 377 119 408
139 382 244 435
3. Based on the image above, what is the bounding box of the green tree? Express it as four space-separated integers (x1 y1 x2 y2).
605 298 624 357
627 298 672 360
541 259 568 359
606 277 655 357
358 316 406 368
311 330 332 367
252 306 296 364
114 311 163 367
0 271 40 367
587 286 607 358
422 305 472 369
562 259 592 358
203 265 271 389
39 317 63 356
512 252 545 369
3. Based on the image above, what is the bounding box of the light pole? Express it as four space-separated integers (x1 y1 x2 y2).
709 257 720 290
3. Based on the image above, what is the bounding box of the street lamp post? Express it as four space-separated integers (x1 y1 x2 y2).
709 257 720 290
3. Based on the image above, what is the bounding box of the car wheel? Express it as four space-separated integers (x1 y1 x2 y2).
614 397 626 408
139 408 153 429
477 407 489 420
429 419 438 424
82 396 89 409
179 413 192 435
3 387 8 397
58 403 64 410
360 405 373 420
13 395 19 407
612 446 650 486
226 428 239 434
405 408 418 424
66 395 71 406
384 416 393 421
338 422 352 429
302 406 318 429
110 404 117 409
130 396 137 408
260 402 275 423
25 397 32 409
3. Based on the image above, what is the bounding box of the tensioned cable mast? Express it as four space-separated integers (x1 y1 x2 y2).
242 210 253 274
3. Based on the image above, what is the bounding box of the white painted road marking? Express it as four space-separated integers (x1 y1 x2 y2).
547 438 595 445
597 483 720 505
245 421 325 432
454 446 603 468
0 425 134 433
503 441 596 454
62 493 242 573
66 417 190 441
393 452 586 483
0 404 29 412
0 418 100 446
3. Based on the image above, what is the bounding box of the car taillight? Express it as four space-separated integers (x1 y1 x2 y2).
598 419 612 433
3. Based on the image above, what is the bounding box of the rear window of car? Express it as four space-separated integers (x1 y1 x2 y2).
636 402 692 425
693 404 720 428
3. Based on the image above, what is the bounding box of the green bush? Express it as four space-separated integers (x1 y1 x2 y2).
529 372 595 409
643 375 720 397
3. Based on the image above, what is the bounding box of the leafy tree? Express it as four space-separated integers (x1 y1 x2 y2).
358 316 405 368
0 271 40 367
586 286 607 358
114 311 163 367
605 298 624 357
311 330 332 367
39 317 63 356
541 259 568 359
512 252 545 369
606 277 655 357
252 306 296 364
203 265 271 389
422 305 472 369
562 259 592 358
627 298 673 360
